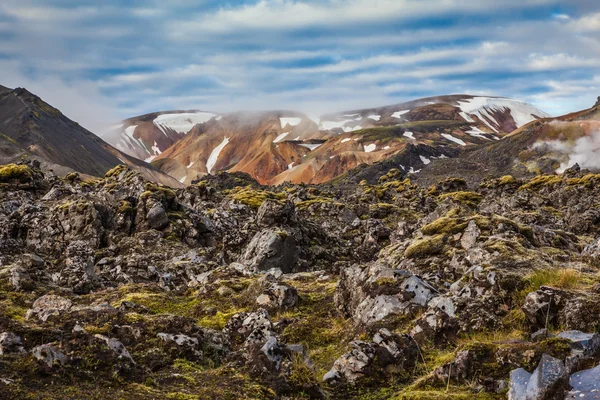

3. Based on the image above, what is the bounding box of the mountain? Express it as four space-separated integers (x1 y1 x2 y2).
411 98 600 187
152 111 324 184
319 94 550 136
146 95 549 185
0 86 183 187
108 110 219 161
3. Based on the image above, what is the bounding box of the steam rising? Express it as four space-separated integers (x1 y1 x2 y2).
534 131 600 173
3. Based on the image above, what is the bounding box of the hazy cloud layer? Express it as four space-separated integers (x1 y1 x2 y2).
0 0 599 133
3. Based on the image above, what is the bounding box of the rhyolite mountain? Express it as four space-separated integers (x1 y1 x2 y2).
0 85 184 187
409 97 600 187
109 110 220 162
120 95 549 185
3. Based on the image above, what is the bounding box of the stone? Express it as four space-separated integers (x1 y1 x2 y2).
256 199 294 227
566 363 600 399
461 220 480 250
324 329 417 385
157 333 202 361
558 331 600 354
239 229 299 273
521 287 568 330
508 368 532 400
254 276 298 310
9 266 34 291
94 335 135 364
260 336 286 371
508 354 567 400
0 332 26 355
355 295 406 325
32 344 68 369
401 276 436 306
26 295 73 322
146 201 169 230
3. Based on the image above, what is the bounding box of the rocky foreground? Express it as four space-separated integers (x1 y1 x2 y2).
1 161 600 399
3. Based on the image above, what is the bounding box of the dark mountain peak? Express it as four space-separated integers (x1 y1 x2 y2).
595 96 600 108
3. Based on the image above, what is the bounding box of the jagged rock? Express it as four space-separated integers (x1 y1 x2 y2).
508 354 567 400
410 310 458 345
0 332 26 355
558 331 600 374
223 309 274 346
323 340 377 384
402 275 436 306
256 199 295 227
255 280 298 310
9 266 34 291
509 368 532 400
26 294 73 322
354 294 405 325
157 333 202 361
566 363 600 399
94 334 135 365
461 220 480 250
259 336 287 371
522 286 569 330
146 200 169 230
324 329 418 384
239 228 299 273
62 240 99 294
31 344 68 369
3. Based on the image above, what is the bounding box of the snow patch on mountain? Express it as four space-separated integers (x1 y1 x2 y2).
280 117 302 128
154 112 216 135
341 138 352 143
299 143 322 151
364 144 377 153
392 110 410 119
187 161 195 168
457 97 550 131
206 137 230 174
368 115 381 121
466 126 490 139
442 133 467 146
273 131 290 143
403 131 415 140
420 155 431 165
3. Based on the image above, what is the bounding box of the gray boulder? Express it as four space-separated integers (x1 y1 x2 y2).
0 332 26 355
508 353 567 400
146 200 169 230
239 229 299 273
32 344 68 369
157 333 202 361
94 334 135 364
324 329 417 384
566 363 600 399
26 294 73 322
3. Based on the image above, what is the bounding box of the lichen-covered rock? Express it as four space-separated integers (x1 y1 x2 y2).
566 363 600 399
26 295 73 322
93 334 135 365
31 344 68 369
157 333 202 361
508 354 567 400
254 275 298 310
239 229 299 273
0 332 26 355
324 329 418 384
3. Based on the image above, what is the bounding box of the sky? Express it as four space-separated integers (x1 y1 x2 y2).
0 0 599 134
